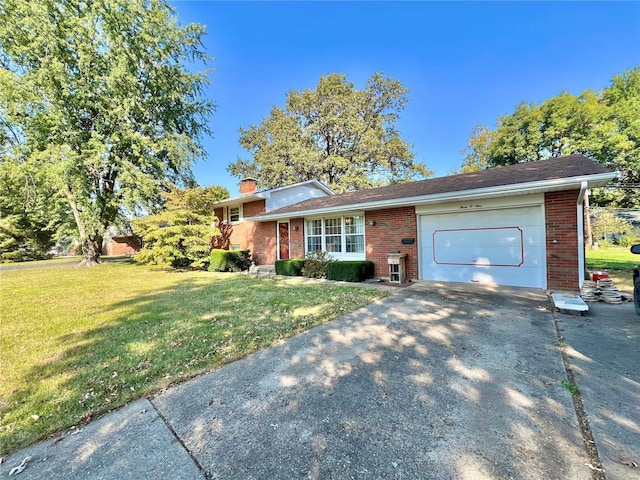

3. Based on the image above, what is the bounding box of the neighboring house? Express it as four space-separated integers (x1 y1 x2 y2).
212 178 334 264
102 226 141 256
230 155 615 292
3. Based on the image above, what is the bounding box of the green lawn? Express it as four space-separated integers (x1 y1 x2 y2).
0 262 390 454
585 247 639 293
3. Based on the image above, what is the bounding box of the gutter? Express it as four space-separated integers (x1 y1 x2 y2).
577 181 588 289
248 171 618 222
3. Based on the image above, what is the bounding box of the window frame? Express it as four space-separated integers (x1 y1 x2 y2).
304 213 366 260
228 205 242 223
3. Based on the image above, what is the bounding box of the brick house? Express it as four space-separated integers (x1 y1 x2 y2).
214 156 616 291
212 178 334 265
102 226 141 256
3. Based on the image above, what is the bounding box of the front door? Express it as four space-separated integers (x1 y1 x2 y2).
279 222 290 260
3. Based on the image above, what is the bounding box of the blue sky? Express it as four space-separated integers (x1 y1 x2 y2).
170 1 640 196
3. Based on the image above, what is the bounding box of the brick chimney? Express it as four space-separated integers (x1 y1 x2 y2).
239 178 257 195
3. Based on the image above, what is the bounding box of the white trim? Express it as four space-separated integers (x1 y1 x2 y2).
577 181 588 289
277 220 290 261
213 179 334 208
249 172 617 222
540 202 548 288
415 193 544 215
304 214 366 261
229 204 242 223
266 179 334 196
418 203 547 288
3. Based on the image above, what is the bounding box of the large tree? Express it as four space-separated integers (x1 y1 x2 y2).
0 0 214 265
459 68 640 207
228 73 432 193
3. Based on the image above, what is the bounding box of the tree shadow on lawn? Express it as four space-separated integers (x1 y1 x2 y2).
154 282 592 480
1 273 378 454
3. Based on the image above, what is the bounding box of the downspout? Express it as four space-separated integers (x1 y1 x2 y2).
577 181 588 289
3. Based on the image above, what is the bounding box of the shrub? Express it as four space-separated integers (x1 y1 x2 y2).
275 259 305 276
328 261 375 282
209 249 251 272
302 250 333 279
618 233 640 248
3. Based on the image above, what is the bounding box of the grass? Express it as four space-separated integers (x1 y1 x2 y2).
0 255 130 267
0 262 390 454
585 247 639 293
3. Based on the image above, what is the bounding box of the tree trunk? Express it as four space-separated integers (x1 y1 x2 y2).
66 186 103 267
79 235 103 267
584 190 593 250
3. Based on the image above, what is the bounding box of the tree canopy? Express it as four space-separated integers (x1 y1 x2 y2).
0 0 214 265
228 72 432 193
458 68 640 207
0 160 72 261
133 185 228 269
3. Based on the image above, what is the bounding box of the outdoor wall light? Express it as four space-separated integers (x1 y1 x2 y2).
292 225 299 231
368 220 376 226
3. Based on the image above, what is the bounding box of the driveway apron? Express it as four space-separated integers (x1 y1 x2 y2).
152 282 589 480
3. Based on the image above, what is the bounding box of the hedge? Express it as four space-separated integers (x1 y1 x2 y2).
327 260 375 282
275 258 305 276
209 249 251 272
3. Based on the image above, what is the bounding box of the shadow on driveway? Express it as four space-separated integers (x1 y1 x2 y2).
153 281 588 479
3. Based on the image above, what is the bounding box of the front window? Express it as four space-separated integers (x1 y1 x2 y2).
229 206 241 223
324 218 342 253
345 216 365 253
305 215 365 258
307 219 322 252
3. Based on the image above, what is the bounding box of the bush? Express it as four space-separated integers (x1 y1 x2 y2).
328 261 375 282
302 250 333 279
275 259 305 276
618 234 640 248
209 249 251 272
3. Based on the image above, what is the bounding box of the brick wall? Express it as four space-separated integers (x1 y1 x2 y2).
251 221 277 265
290 218 305 259
365 207 418 281
243 199 266 218
103 236 141 256
213 200 276 264
545 190 580 291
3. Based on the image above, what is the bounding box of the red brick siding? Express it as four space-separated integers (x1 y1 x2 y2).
243 199 266 217
366 208 418 280
290 218 305 259
252 221 277 265
213 200 276 264
103 237 141 256
545 190 580 291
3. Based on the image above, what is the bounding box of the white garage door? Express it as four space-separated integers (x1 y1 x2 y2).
419 206 545 288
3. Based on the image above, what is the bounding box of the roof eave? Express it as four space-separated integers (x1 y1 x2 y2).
212 192 267 207
212 179 334 208
247 172 618 221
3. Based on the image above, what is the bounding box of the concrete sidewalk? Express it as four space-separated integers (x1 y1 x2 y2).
0 282 621 479
556 301 640 480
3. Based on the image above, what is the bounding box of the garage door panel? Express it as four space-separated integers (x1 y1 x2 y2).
420 206 545 288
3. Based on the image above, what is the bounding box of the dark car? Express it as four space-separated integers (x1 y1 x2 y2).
632 244 640 314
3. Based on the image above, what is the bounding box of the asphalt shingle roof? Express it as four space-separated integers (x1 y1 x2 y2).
253 155 613 218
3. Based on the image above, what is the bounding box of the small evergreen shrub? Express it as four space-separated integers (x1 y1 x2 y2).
275 259 305 276
209 249 251 272
328 261 375 282
302 250 333 279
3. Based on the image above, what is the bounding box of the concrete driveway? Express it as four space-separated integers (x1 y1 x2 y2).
1 281 636 479
556 301 640 480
